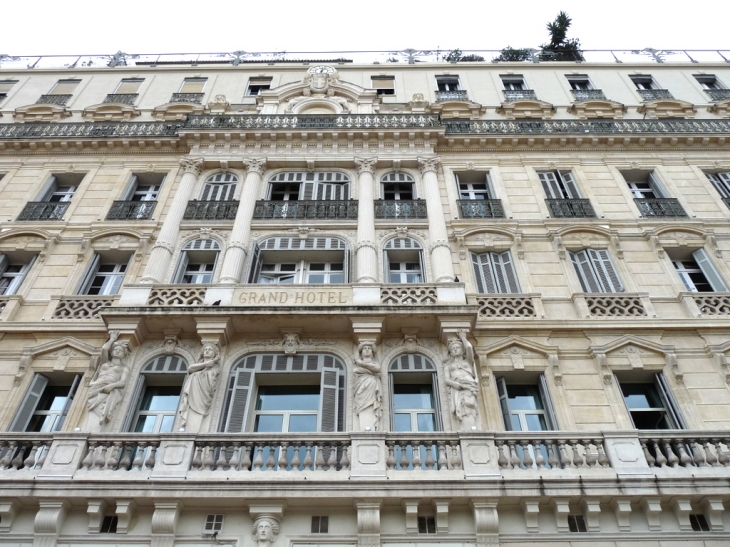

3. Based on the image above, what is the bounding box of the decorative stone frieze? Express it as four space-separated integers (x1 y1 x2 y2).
637 99 696 119
82 102 140 122
152 101 204 121
497 98 555 120
569 99 626 119
13 103 71 123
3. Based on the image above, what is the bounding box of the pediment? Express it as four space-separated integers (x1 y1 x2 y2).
637 99 696 119
152 102 204 121
569 99 626 119
0 229 53 252
82 102 140 122
497 99 555 120
707 99 730 118
429 99 486 120
13 104 71 122
15 337 100 384
480 335 558 359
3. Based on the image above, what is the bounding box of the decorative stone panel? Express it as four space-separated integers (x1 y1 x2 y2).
147 286 206 306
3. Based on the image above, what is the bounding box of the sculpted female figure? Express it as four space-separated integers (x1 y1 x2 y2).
444 330 480 431
252 515 280 547
85 330 130 432
178 342 221 432
353 341 382 431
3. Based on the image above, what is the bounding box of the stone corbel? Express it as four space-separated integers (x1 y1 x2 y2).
104 317 148 349
611 233 624 259
38 235 58 263
0 500 19 533
151 501 182 543
351 317 384 344
641 498 662 531
455 233 466 260
611 499 632 532
514 233 524 259
395 226 409 239
595 353 613 385
34 500 70 542
551 499 570 533
87 500 107 533
712 352 730 384
355 500 381 547
581 499 601 532
14 351 32 386
479 363 491 387
115 500 136 534
402 500 419 534
648 234 665 258
471 499 499 547
520 500 540 533
433 499 449 534
77 238 90 262
551 234 565 259
194 316 233 347
665 352 683 383
706 233 722 259
548 353 562 385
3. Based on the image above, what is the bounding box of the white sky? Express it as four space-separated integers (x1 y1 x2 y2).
2 0 727 56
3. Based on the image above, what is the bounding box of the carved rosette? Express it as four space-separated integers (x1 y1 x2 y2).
179 157 204 176
243 158 267 176
354 157 378 175
417 156 442 175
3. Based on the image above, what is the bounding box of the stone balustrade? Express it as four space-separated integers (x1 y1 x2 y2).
469 294 540 319
0 435 53 471
638 432 730 468
52 295 116 319
495 433 610 470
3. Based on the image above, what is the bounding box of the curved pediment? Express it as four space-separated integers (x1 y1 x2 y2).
497 98 555 120
708 99 730 118
83 102 140 122
429 99 486 120
637 99 696 119
569 99 626 119
13 103 71 122
152 101 205 121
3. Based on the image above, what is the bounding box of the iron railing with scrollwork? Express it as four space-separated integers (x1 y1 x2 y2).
0 122 183 139
253 200 358 220
442 119 730 135
546 199 597 218
435 90 468 101
503 90 537 102
634 198 687 217
170 93 204 104
17 202 69 221
457 199 505 219
103 93 138 105
571 89 607 101
106 200 156 220
705 89 730 102
184 114 442 130
35 94 72 106
374 200 427 219
183 201 239 220
637 89 674 101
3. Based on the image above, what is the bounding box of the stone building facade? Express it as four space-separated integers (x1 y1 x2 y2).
0 50 729 546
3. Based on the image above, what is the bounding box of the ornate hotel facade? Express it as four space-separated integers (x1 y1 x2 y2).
0 49 729 547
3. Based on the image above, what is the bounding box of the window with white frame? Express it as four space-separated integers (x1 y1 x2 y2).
204 515 224 533
0 80 17 102
384 237 424 283
200 173 238 201
371 76 395 96
570 249 624 293
9 373 82 432
114 78 144 94
39 173 85 203
565 75 593 90
248 236 349 284
0 253 36 295
436 76 460 91
630 75 657 90
48 79 81 95
537 170 581 199
496 375 558 432
668 248 728 293
381 172 415 200
246 77 272 96
78 253 131 295
704 171 730 199
623 171 666 199
173 239 221 284
268 172 350 201
619 373 685 430
694 75 724 90
455 171 496 200
501 76 526 90
126 355 188 433
122 172 165 202
470 251 520 293
179 78 207 93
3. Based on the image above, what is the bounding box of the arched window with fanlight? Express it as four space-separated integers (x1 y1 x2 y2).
388 354 442 433
201 173 238 201
173 239 221 284
377 172 426 219
247 236 349 284
383 237 425 283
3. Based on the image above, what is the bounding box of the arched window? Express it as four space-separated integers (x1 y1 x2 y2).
384 237 424 283
268 172 351 201
220 353 346 433
125 355 188 433
173 239 221 284
377 173 426 219
248 236 349 284
201 173 238 201
381 172 415 200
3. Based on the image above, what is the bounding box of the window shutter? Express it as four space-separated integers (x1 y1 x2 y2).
342 247 349 283
496 377 512 431
692 248 728 292
223 368 253 432
320 369 339 432
559 171 580 199
715 172 730 198
122 175 138 201
648 173 667 198
485 173 496 199
570 250 601 293
56 374 81 431
300 180 315 200
9 374 48 431
40 176 58 202
538 373 558 430
470 253 486 293
588 249 624 293
220 183 235 201
494 251 520 293
538 171 562 199
0 254 8 276
418 249 426 283
172 252 189 284
654 373 687 429
78 253 101 295
201 183 213 201
7 255 37 295
248 244 263 284
123 375 146 432
383 249 391 283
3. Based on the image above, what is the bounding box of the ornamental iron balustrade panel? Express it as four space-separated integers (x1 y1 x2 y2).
637 89 674 101
457 199 505 219
52 296 115 319
503 89 538 102
495 432 611 470
102 93 138 105
473 295 536 318
183 200 239 220
35 94 71 106
147 286 206 306
694 294 730 316
0 121 183 139
18 202 69 221
571 89 607 101
106 200 156 220
374 200 427 219
706 89 730 102
585 294 647 317
170 92 204 104
546 199 597 218
442 119 730 135
637 432 730 468
435 90 469 101
183 114 442 130
381 286 437 305
253 200 358 220
634 198 687 217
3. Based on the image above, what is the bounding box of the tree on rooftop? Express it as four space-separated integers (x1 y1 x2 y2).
540 11 584 62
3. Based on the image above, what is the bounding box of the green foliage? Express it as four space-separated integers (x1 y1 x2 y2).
540 11 584 62
443 49 486 63
459 54 485 62
494 47 533 62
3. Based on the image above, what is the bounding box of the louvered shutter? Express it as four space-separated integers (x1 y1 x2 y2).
494 251 520 293
714 172 730 198
10 374 49 431
570 250 601 293
383 249 391 283
538 373 558 430
39 176 58 202
559 171 580 199
221 183 235 201
223 367 254 432
588 249 623 293
648 173 667 198
123 375 146 432
342 247 349 283
418 249 426 283
320 368 339 432
654 373 687 429
0 254 8 277
247 244 263 284
496 377 512 431
470 253 486 293
485 173 496 199
56 374 81 431
300 173 315 200
692 248 728 292
78 253 101 295
538 171 563 199
121 175 138 201
172 251 189 284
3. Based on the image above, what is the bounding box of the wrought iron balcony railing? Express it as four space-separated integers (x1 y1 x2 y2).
183 114 442 130
457 199 505 219
103 93 138 105
546 198 597 218
503 89 537 101
637 89 674 101
435 90 468 101
35 94 72 106
170 93 204 104
106 200 156 220
634 198 687 217
183 200 239 220
442 119 730 135
705 89 730 102
253 200 358 220
0 121 183 139
375 199 427 219
570 89 607 101
17 202 69 221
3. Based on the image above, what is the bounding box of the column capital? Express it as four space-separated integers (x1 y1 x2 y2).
243 157 267 176
179 157 204 175
354 157 378 175
417 155 442 175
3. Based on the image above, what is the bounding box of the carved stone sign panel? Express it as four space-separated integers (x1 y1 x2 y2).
236 287 352 306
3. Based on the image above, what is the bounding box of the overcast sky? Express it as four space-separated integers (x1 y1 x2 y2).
2 0 727 56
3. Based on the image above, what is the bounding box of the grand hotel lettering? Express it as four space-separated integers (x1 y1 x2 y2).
239 289 351 305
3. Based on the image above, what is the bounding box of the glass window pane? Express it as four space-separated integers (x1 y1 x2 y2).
510 414 523 431
622 384 664 409
417 413 436 432
134 415 158 433
507 385 544 410
525 414 548 431
394 413 412 432
329 273 344 283
256 386 320 410
254 414 284 432
393 385 434 410
159 415 176 433
140 387 181 411
288 414 318 432
308 275 325 283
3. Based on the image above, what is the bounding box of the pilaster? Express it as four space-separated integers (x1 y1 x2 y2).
354 157 378 283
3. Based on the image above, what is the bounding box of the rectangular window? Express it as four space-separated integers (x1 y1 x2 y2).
705 171 730 198
568 515 587 533
497 375 558 432
471 251 520 293
0 80 17 93
671 248 728 293
690 514 710 532
311 516 329 534
392 384 437 433
538 170 580 199
179 78 207 93
10 374 81 432
436 76 460 91
100 516 118 534
246 77 272 96
694 75 723 90
418 516 436 534
570 249 624 293
0 254 36 295
114 78 144 94
49 79 80 95
371 76 395 95
205 514 224 533
501 76 526 90
455 172 495 200
624 172 666 199
566 75 593 90
133 385 181 433
620 373 685 430
630 75 656 90
78 254 130 295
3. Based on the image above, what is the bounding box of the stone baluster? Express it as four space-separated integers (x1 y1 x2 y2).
508 441 520 469
315 444 326 470
548 442 560 469
141 157 204 284
386 442 396 469
23 442 39 469
326 444 338 470
354 158 378 283
144 445 157 470
520 441 533 468
411 443 422 469
340 443 350 470
230 443 242 471
437 441 448 470
290 444 301 471
279 442 290 470
265 446 277 470
191 445 203 470
303 442 314 470
252 445 264 470
596 440 610 467
496 441 509 469
399 442 409 469
713 439 729 466
418 156 455 283
702 439 719 467
215 443 229 470
534 441 546 469
219 158 266 284
640 440 656 467
450 443 462 470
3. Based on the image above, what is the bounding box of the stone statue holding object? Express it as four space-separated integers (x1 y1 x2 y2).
444 330 480 431
85 330 130 432
353 341 382 431
178 342 221 432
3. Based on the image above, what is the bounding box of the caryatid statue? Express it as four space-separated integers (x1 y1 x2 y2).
178 342 221 432
85 330 130 432
443 330 480 431
353 341 382 431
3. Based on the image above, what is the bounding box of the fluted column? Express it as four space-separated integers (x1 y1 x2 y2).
418 156 455 282
141 157 203 284
219 158 266 284
354 158 378 283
